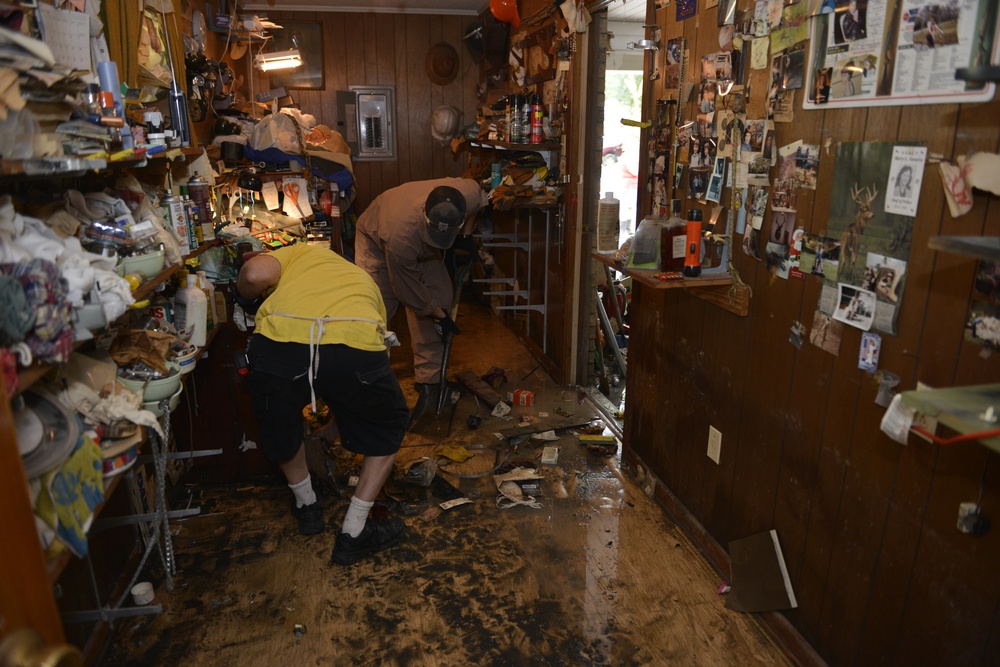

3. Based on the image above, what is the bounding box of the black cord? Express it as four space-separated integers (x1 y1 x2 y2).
977 450 992 508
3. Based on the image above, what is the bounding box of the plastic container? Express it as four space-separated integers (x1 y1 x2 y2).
627 215 662 270
174 273 208 347
659 200 686 272
197 271 217 330
596 192 620 254
131 582 154 606
530 94 544 144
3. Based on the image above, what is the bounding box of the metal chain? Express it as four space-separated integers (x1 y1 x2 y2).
152 400 176 590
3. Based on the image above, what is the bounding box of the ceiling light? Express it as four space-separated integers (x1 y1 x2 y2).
254 50 302 71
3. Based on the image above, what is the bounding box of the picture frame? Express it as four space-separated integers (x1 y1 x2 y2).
267 21 324 90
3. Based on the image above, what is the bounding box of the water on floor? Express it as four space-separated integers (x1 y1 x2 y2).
102 301 788 666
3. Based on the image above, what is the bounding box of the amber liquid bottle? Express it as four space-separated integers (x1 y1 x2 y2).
659 199 686 272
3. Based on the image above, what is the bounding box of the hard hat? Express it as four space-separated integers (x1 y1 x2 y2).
490 0 520 28
430 105 461 143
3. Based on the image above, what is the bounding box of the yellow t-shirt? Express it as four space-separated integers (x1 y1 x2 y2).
254 244 388 352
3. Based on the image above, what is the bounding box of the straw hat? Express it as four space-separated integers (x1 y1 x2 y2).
426 43 459 85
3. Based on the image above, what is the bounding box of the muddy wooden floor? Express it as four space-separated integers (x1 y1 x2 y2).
103 301 791 667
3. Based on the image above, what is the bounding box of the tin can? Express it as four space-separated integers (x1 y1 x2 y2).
160 191 187 247
187 172 215 241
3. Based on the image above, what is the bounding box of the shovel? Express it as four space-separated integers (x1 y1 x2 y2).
408 250 477 436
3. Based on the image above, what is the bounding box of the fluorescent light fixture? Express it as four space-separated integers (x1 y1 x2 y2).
254 50 302 71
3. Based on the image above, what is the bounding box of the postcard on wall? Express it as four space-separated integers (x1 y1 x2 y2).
766 241 791 278
747 153 772 186
858 332 882 373
770 1 810 53
748 184 769 229
810 309 843 356
800 234 840 280
884 145 928 217
789 227 805 279
770 209 796 246
742 225 762 260
833 283 877 331
772 178 797 212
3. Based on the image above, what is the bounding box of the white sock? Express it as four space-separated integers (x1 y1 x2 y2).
288 475 317 508
342 497 374 537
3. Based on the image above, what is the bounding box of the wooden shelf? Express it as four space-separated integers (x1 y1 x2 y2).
472 139 561 151
900 384 1000 451
928 236 1000 262
132 240 220 301
591 252 750 316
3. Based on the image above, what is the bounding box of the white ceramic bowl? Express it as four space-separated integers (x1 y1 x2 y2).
172 347 198 375
142 383 183 416
118 368 182 401
119 248 166 280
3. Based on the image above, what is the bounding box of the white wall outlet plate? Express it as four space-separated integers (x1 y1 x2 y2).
708 426 722 464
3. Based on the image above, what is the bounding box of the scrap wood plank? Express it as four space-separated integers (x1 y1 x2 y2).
499 417 596 439
455 370 507 407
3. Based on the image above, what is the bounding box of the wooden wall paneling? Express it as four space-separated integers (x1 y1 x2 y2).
405 15 434 190
669 292 708 507
427 17 446 179
443 15 471 179
392 15 413 189
769 90 833 610
853 101 964 663
790 104 868 648
891 98 1000 665
324 14 349 130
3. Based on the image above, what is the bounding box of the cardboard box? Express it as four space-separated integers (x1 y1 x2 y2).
506 389 535 406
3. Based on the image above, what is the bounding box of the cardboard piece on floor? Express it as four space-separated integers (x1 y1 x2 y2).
726 529 797 612
455 370 507 407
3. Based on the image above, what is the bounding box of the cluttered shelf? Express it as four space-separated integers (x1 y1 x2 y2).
591 252 733 290
131 240 219 302
899 384 1000 452
471 139 562 152
591 252 750 316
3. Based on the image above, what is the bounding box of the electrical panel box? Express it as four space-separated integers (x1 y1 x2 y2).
336 86 396 161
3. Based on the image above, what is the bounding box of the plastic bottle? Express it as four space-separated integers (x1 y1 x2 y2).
174 272 208 347
597 192 620 254
197 271 217 330
530 94 544 144
627 215 662 270
683 208 703 278
659 199 686 272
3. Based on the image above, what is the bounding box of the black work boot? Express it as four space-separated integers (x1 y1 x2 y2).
330 518 406 565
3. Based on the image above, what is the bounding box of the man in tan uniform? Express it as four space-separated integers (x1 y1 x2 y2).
355 178 488 414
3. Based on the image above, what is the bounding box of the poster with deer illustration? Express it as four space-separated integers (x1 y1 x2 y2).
820 142 918 335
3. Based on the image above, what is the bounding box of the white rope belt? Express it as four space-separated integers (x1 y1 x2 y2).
270 312 394 411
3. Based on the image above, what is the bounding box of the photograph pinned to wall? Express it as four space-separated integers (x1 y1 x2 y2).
742 224 762 260
770 209 796 246
789 227 805 279
267 22 324 90
811 66 832 103
653 173 670 214
716 51 733 80
965 259 1000 350
810 309 843 355
858 331 881 373
776 140 801 180
912 3 959 50
742 119 766 154
748 184 769 228
716 110 739 158
706 156 727 203
789 320 808 349
734 185 749 233
770 0 810 52
733 160 749 189
831 57 866 99
701 52 719 81
677 0 698 22
772 178 797 212
772 90 795 122
699 82 717 113
753 0 770 37
833 283 877 331
800 235 840 279
674 162 686 191
833 0 868 45
862 253 906 304
766 0 784 28
795 143 820 189
781 47 806 90
654 98 674 151
664 37 685 91
808 0 838 16
696 111 716 139
677 123 694 162
827 142 916 334
747 152 771 186
766 242 791 278
689 167 710 201
762 124 776 162
884 145 928 217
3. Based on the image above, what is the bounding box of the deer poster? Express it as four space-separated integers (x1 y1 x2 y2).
821 142 917 335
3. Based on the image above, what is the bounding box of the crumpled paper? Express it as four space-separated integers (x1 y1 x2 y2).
494 467 543 509
940 152 1000 218
110 329 175 374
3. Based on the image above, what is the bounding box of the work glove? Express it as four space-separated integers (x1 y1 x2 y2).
431 312 460 337
230 280 264 315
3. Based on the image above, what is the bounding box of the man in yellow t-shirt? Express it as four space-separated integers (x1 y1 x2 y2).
235 243 408 565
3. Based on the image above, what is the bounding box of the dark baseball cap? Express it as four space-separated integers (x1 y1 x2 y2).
424 186 467 249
